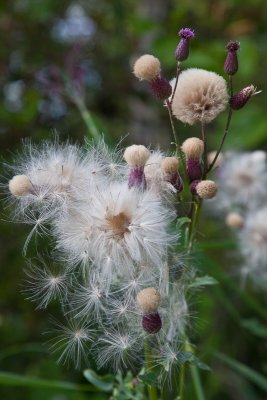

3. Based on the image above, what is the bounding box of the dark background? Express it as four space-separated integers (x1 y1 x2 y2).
1 1 267 399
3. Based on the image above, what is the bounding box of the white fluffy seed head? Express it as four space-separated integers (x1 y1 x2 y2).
196 180 217 199
123 145 150 167
207 151 224 168
171 68 228 125
9 175 32 196
136 287 160 313
225 212 244 228
181 138 204 160
161 157 179 174
133 54 161 81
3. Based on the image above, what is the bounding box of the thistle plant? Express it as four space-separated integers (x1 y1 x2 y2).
3 27 258 399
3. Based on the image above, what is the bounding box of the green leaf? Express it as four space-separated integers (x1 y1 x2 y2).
189 275 218 288
241 318 267 339
0 371 100 391
215 352 267 392
176 216 191 229
83 369 114 392
138 371 158 387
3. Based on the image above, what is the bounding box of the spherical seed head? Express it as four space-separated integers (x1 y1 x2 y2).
196 180 217 199
230 85 258 110
142 312 162 334
161 157 179 174
181 137 204 160
136 287 160 313
9 175 32 196
123 145 150 167
133 55 161 81
225 212 244 228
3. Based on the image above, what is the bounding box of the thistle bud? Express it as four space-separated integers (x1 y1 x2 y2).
142 312 162 334
225 212 244 228
196 180 217 199
136 287 160 313
186 159 203 182
149 75 172 100
230 85 259 110
181 137 204 160
9 175 33 196
224 41 240 76
175 28 195 62
161 157 183 192
124 145 150 190
133 54 161 81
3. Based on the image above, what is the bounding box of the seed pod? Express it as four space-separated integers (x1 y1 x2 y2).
9 175 33 196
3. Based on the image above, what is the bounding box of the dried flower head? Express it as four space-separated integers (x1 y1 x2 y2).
136 287 161 313
123 145 150 167
133 54 161 81
230 85 260 110
161 157 179 175
171 68 228 125
208 151 224 169
9 175 33 196
225 212 244 228
181 137 204 160
196 180 217 199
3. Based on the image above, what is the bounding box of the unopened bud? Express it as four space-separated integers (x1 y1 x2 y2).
225 212 244 228
9 175 33 196
142 312 162 334
175 28 195 62
230 85 259 110
133 54 161 81
196 180 217 199
224 41 240 76
181 137 204 160
136 287 160 314
149 75 172 100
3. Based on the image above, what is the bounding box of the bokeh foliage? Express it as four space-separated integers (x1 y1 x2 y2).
1 0 267 399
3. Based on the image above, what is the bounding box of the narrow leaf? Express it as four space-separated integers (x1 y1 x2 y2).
83 369 114 392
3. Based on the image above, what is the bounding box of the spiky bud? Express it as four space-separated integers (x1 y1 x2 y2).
230 85 259 110
196 180 217 199
133 55 161 81
142 312 162 334
225 212 244 228
149 75 172 100
181 137 204 160
175 28 195 62
136 287 161 313
9 175 33 196
224 41 240 75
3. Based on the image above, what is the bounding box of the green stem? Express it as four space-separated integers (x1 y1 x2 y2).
186 342 205 400
73 97 100 140
170 61 181 105
166 99 186 179
144 339 158 400
201 122 207 179
179 362 185 400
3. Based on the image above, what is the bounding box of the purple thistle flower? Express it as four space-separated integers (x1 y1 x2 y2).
175 28 195 62
128 167 146 190
142 312 162 334
224 40 240 76
186 159 203 182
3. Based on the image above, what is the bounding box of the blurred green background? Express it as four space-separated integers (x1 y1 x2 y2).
1 1 267 399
